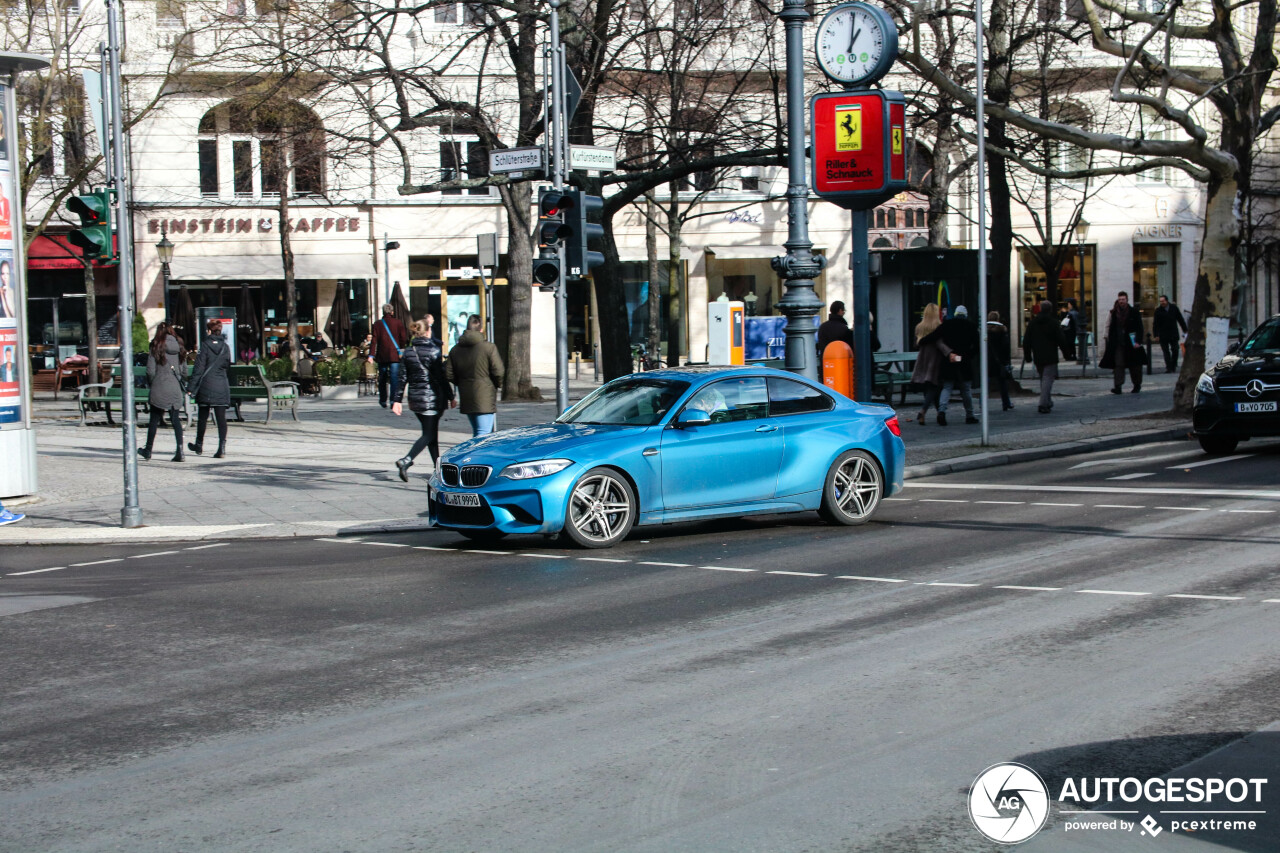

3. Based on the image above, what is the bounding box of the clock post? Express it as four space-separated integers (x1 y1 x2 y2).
810 2 905 402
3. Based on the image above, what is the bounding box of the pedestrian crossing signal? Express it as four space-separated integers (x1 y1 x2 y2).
68 189 116 261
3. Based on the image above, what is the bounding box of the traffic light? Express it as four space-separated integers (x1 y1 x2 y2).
532 189 568 291
67 189 115 261
561 190 605 279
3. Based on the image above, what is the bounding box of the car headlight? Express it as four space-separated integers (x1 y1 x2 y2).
1195 372 1216 395
499 459 574 480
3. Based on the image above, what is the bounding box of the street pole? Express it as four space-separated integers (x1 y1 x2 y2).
549 0 569 413
850 210 872 400
975 0 990 446
107 0 141 527
773 0 826 381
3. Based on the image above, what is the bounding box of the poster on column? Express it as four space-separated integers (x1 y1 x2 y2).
0 83 21 426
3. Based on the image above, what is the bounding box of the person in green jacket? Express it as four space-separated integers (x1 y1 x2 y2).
445 314 505 437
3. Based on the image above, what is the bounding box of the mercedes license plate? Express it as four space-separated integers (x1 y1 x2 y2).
1235 401 1277 413
440 492 482 507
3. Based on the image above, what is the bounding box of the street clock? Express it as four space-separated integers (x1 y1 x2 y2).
815 2 898 88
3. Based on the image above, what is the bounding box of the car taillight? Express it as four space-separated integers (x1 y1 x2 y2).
885 415 901 436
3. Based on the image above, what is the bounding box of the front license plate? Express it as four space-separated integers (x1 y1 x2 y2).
440 492 482 507
1235 401 1277 413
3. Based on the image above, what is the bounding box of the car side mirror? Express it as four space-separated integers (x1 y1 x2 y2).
1226 340 1242 355
675 408 711 428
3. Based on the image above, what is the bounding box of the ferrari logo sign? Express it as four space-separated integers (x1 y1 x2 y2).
835 105 863 152
892 126 903 155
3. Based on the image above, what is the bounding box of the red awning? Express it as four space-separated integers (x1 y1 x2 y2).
26 234 119 270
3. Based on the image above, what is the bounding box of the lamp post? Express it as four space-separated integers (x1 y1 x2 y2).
382 235 400 309
1074 216 1089 369
771 0 826 380
156 226 174 323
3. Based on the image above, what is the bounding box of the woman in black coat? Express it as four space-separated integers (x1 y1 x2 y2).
392 319 455 481
188 319 233 458
1098 290 1146 393
986 311 1014 411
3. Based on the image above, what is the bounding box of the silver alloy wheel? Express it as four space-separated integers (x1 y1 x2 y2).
567 471 634 545
830 452 882 521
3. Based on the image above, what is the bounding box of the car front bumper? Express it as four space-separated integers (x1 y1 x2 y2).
428 464 583 535
1193 392 1280 439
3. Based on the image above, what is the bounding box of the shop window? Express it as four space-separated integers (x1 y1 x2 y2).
196 99 325 199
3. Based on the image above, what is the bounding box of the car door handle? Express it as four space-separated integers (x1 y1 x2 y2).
755 424 778 433
643 447 659 456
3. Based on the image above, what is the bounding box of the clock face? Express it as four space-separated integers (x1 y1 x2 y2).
816 3 897 87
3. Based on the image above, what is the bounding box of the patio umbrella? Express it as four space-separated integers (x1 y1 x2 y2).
389 281 412 330
171 285 197 351
236 284 262 360
324 285 353 348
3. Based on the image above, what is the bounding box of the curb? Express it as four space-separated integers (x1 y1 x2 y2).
3 427 1191 546
903 426 1191 479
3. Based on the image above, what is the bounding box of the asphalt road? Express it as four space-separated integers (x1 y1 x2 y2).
3 438 1280 852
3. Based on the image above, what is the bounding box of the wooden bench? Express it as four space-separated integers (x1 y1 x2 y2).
226 364 300 424
78 364 189 427
872 351 919 404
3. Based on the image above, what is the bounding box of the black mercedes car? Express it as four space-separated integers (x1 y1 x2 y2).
1193 315 1280 454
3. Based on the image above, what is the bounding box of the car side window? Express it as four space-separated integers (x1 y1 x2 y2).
767 377 834 416
686 377 769 424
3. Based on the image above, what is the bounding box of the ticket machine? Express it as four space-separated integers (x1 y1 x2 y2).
708 301 744 365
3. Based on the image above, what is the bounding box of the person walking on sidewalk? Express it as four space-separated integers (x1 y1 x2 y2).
187 319 232 458
1023 299 1064 414
1099 289 1147 393
0 498 25 526
392 320 456 481
817 301 854 357
937 305 981 424
910 303 953 425
372 303 409 409
987 310 1014 411
1153 294 1188 373
1060 299 1080 361
446 314 504 437
139 322 187 462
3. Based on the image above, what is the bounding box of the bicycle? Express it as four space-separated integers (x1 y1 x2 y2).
631 343 667 372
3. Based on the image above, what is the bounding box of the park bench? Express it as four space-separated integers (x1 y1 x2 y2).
226 364 300 423
78 364 189 427
872 351 919 404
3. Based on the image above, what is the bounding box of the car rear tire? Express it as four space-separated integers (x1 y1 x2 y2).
818 450 883 526
459 529 508 543
561 467 636 549
1198 435 1239 455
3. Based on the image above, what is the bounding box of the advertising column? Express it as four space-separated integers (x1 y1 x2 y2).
0 53 50 500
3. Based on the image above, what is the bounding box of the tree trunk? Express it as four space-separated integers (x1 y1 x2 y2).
277 177 299 368
592 223 633 380
665 186 684 364
1174 174 1241 411
83 260 98 383
645 195 660 360
499 181 540 399
985 0 1014 325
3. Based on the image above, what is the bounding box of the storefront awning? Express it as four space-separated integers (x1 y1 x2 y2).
170 253 376 281
705 245 826 260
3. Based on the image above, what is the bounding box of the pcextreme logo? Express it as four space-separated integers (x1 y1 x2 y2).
968 763 1050 844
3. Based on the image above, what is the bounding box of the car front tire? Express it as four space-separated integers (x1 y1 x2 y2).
1198 435 1239 455
818 449 884 526
561 467 636 549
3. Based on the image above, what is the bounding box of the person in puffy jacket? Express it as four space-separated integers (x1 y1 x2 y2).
392 319 455 481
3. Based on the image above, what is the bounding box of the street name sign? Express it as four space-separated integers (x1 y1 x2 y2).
569 145 617 172
489 147 545 176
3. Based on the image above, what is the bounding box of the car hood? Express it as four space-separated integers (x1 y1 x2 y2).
1211 353 1280 379
443 422 643 465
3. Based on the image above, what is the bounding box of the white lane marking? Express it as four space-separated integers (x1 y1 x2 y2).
837 575 908 583
1071 458 1145 469
519 553 568 558
1168 594 1245 601
6 566 69 576
700 566 756 573
1156 506 1208 512
1264 600 1280 604
995 585 1062 591
884 497 912 501
768 570 827 577
1168 453 1253 470
1096 504 1146 509
977 500 1024 505
580 557 627 563
315 538 360 544
469 549 512 555
128 551 180 559
925 582 980 587
184 543 228 551
413 545 455 551
1032 502 1083 507
921 498 967 503
363 542 410 548
640 561 691 567
70 558 123 567
1078 589 1151 596
1108 473 1155 480
1227 509 1275 514
906 483 1280 500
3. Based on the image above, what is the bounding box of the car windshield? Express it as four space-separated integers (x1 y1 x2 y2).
1241 319 1280 354
558 378 690 426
